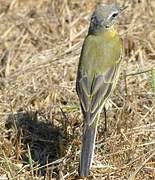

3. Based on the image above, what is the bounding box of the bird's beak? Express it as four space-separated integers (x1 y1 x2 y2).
120 5 128 12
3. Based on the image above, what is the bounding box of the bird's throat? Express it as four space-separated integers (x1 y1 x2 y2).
95 25 118 38
108 26 117 37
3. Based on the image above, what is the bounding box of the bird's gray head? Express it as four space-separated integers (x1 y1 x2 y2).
89 3 126 34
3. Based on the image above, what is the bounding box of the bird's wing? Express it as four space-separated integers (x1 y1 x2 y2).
76 64 119 125
76 35 122 125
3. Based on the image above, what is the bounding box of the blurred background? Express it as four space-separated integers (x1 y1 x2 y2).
0 0 155 179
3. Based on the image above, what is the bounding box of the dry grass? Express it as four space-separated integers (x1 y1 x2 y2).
0 0 155 179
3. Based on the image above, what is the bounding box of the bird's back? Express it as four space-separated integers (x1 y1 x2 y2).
78 28 122 83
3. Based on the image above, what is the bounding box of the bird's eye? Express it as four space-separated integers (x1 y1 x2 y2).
111 12 118 18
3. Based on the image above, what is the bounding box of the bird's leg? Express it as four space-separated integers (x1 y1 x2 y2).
104 106 107 132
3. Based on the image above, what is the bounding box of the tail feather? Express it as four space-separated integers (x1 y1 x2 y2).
79 120 98 177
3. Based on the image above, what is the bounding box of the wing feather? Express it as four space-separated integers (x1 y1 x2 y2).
76 64 120 125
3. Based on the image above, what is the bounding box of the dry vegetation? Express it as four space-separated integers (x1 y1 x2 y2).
0 0 155 179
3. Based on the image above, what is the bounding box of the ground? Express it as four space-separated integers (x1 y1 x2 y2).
0 0 155 179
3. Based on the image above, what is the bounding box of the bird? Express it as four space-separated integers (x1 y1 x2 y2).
76 3 127 177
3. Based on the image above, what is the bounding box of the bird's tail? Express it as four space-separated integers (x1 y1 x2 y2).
79 119 98 177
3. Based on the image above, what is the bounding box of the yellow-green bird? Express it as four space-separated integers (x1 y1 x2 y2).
76 3 126 177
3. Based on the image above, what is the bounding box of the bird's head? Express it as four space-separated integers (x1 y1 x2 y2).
89 3 127 34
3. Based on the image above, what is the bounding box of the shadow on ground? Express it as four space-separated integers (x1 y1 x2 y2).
5 111 69 177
